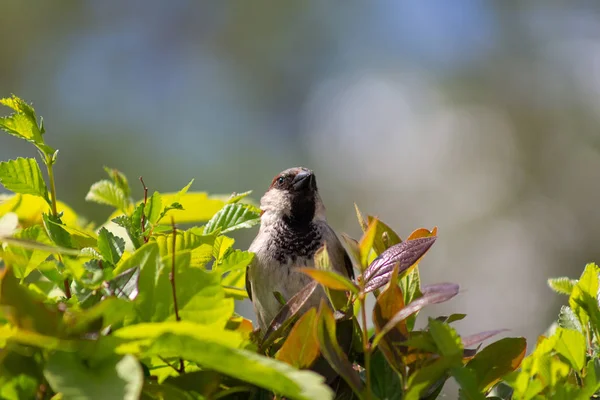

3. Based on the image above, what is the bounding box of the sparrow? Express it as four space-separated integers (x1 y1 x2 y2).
246 167 355 333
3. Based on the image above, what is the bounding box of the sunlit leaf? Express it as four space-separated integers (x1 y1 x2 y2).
298 268 358 294
0 194 78 227
144 191 162 225
358 218 378 268
203 203 260 234
0 157 48 200
548 277 577 296
216 250 254 275
276 308 320 369
103 166 131 199
86 180 129 212
42 212 73 249
554 328 586 371
113 321 333 400
366 216 402 255
354 203 368 232
558 305 582 332
406 227 438 241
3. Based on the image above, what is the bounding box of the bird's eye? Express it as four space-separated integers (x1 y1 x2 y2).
277 176 285 185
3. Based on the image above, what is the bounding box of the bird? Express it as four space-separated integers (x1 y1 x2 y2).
245 167 355 333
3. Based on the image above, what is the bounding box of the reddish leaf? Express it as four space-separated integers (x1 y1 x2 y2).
461 329 509 349
372 282 459 349
260 281 318 350
276 308 320 369
406 227 438 241
362 236 437 293
372 266 407 371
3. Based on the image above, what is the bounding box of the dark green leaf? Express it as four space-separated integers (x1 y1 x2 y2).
315 301 364 396
451 367 486 400
216 249 254 275
466 337 526 391
42 213 73 249
97 227 125 265
44 353 143 400
370 349 403 400
405 355 460 400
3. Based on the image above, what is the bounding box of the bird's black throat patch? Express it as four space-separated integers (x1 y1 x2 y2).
270 220 322 265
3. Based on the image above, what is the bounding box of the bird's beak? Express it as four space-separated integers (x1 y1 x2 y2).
292 169 313 190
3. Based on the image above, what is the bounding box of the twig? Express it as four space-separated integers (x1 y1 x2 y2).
139 176 149 243
170 216 184 373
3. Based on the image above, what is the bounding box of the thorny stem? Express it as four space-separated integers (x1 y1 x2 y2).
45 154 71 299
139 176 149 243
170 216 184 373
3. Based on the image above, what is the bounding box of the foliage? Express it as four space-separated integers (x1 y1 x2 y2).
0 95 531 399
492 263 600 399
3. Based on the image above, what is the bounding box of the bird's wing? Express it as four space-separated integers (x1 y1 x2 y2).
245 265 252 301
343 250 355 280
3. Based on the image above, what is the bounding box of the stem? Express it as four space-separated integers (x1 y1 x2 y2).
139 176 149 243
360 293 372 400
170 216 184 373
45 155 71 299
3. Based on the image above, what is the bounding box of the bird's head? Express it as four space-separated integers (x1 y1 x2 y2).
259 167 326 227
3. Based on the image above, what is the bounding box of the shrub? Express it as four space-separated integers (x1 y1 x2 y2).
4 94 587 400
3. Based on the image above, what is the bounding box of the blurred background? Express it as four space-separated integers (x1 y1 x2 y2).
1 0 599 371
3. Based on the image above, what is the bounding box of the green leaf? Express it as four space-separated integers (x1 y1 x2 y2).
428 318 463 357
370 349 403 400
44 353 143 400
569 263 600 331
577 359 600 400
0 267 64 336
66 297 135 335
226 190 252 204
276 308 320 369
6 224 53 278
0 96 50 153
144 191 162 225
399 267 422 331
97 227 125 265
405 355 460 400
554 328 586 371
103 166 131 198
298 268 358 295
466 337 527 391
315 301 364 396
42 213 73 249
113 321 333 400
0 157 48 200
548 277 577 296
203 203 260 234
216 249 254 275
558 306 583 332
451 367 486 400
86 180 129 212
354 203 368 232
